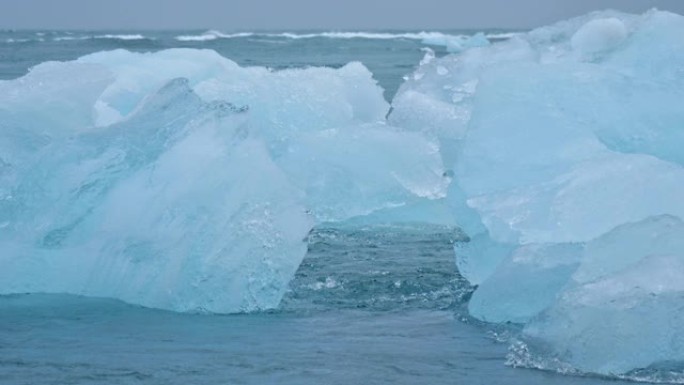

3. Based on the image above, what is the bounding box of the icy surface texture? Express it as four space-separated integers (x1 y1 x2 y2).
468 243 582 324
0 50 447 313
77 50 388 143
421 32 491 53
279 124 448 222
0 78 312 313
73 49 448 222
390 10 684 376
520 216 684 375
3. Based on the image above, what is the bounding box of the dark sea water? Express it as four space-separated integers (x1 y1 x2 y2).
0 31 638 384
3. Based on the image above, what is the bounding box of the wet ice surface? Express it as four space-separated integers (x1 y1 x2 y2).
0 228 635 385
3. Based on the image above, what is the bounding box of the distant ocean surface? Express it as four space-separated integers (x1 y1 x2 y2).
0 29 516 98
0 30 639 385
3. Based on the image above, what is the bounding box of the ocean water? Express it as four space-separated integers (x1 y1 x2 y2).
0 31 639 385
0 29 515 99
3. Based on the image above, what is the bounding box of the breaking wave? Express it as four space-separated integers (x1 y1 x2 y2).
51 34 149 42
173 30 518 47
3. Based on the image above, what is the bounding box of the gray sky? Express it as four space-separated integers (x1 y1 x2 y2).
1 0 683 30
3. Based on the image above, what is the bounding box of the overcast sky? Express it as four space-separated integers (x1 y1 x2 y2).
1 0 683 30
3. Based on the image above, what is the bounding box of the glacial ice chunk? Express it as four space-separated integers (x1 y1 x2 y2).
77 50 389 149
524 255 684 375
75 49 439 222
392 8 684 377
0 62 113 135
278 124 448 222
454 232 513 286
574 215 684 284
0 78 312 313
467 153 684 245
570 18 627 55
1 48 448 313
468 243 582 324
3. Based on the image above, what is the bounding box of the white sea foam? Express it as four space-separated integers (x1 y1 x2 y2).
93 34 148 41
51 34 149 42
173 30 515 46
4 38 32 43
2 30 512 46
176 31 254 41
52 36 89 41
486 32 520 39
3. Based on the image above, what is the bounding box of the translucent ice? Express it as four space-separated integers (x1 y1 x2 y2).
524 255 684 375
0 79 312 313
468 243 582 324
391 9 684 377
570 18 628 55
67 49 449 222
466 153 684 245
421 32 491 53
514 217 684 376
278 124 448 222
77 50 389 145
574 215 684 284
0 49 447 313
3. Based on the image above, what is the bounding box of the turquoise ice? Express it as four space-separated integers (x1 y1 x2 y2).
391 9 684 377
0 50 447 313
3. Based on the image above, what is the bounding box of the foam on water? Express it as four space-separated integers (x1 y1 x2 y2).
0 30 516 48
175 31 254 41
172 30 511 47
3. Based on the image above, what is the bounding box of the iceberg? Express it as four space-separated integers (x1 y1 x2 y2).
278 124 448 222
391 9 684 378
0 50 447 313
468 242 582 324
521 216 684 375
0 78 312 313
76 49 388 137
